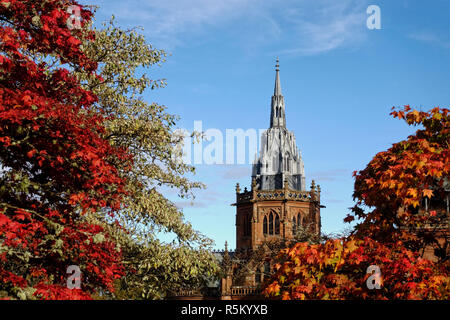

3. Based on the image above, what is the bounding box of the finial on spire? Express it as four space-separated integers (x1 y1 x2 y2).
222 241 231 271
273 57 282 96
270 57 285 128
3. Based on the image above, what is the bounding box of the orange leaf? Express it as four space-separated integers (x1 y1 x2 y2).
27 149 37 158
407 188 418 198
422 189 433 198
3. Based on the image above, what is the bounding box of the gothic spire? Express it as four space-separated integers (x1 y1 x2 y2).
274 57 282 96
270 57 286 128
253 58 306 191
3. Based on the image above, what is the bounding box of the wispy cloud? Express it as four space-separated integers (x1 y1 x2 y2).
91 0 257 49
277 0 369 55
409 31 450 49
174 187 227 209
91 0 371 55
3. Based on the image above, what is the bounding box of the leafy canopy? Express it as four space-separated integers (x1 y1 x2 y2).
264 106 449 300
73 15 219 298
0 0 130 299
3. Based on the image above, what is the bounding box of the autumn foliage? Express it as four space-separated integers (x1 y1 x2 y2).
265 238 447 300
349 106 449 249
0 0 132 299
264 106 449 299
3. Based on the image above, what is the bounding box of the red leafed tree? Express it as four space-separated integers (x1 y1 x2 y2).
264 238 447 300
264 106 449 299
0 0 131 299
349 106 449 258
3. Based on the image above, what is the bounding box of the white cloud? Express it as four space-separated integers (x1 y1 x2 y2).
92 0 370 54
277 0 369 55
409 31 450 49
174 187 228 209
92 0 257 48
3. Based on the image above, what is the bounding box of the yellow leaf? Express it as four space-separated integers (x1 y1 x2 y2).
407 188 418 198
411 200 420 208
422 189 434 198
433 113 442 120
345 240 359 253
411 110 420 121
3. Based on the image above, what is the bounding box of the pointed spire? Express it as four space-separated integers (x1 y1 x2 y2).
274 57 282 96
222 241 231 272
270 57 286 128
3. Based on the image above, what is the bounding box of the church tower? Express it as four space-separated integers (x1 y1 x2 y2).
234 59 322 252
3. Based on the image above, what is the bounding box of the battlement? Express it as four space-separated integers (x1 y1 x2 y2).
234 180 321 205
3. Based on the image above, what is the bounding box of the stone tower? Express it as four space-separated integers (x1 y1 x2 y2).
234 59 322 252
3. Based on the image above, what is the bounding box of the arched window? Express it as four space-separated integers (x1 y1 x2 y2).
263 216 268 235
292 216 297 235
275 214 280 235
269 213 274 235
255 268 261 284
264 212 281 236
243 214 251 237
297 213 302 228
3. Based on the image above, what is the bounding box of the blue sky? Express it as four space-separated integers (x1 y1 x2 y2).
81 0 450 249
